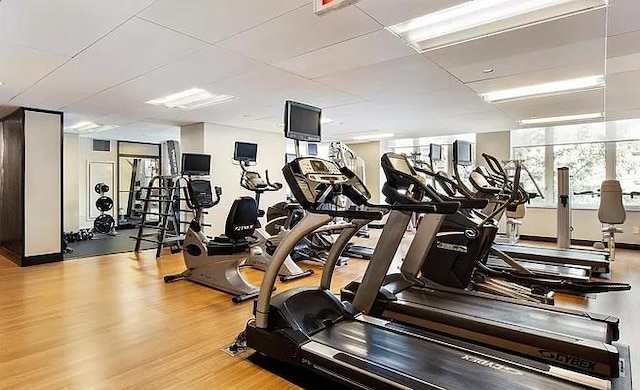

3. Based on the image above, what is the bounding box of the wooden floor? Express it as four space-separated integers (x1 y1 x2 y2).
0 238 638 389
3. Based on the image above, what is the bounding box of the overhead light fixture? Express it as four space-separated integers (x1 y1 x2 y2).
387 0 607 52
146 88 237 110
352 133 395 140
321 117 334 124
65 121 118 133
0 81 4 86
518 112 603 125
481 75 604 103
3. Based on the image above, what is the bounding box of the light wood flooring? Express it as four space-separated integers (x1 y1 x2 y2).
0 237 638 389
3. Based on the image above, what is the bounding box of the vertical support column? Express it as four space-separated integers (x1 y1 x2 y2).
557 167 571 249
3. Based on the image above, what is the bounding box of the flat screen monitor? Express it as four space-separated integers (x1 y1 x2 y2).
182 153 211 176
284 100 322 142
234 141 257 162
285 153 296 164
307 143 318 156
454 140 473 166
429 144 442 161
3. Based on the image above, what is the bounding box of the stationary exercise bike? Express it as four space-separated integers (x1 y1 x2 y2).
164 176 263 303
231 141 314 281
237 161 315 281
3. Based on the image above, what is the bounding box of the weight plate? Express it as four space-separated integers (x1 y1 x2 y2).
96 196 114 212
94 214 115 234
94 183 110 194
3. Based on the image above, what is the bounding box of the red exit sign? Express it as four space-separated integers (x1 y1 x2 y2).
314 0 360 15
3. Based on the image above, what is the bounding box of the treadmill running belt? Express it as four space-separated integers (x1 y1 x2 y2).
396 288 610 342
496 244 608 263
486 256 590 279
308 320 588 390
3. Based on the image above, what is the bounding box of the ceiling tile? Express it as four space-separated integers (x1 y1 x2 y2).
0 0 155 56
140 0 309 44
355 0 466 26
606 69 640 112
608 0 640 36
466 63 605 95
607 30 640 59
143 45 265 88
205 66 360 107
373 85 495 119
494 89 605 120
77 17 205 79
0 42 69 103
218 3 380 64
449 38 605 84
425 9 606 70
274 29 414 79
316 55 459 100
10 57 134 110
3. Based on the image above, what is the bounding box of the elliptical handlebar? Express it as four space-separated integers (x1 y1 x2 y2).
482 153 506 177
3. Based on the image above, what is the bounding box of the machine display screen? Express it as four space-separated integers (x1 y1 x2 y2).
310 160 328 173
284 100 322 142
430 144 442 161
455 141 473 166
389 155 414 175
234 141 258 162
182 153 211 176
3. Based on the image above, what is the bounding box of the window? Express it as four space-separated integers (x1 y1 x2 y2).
554 143 605 207
513 146 546 204
616 139 640 207
511 119 640 209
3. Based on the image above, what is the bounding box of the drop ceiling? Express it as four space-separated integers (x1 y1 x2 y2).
0 0 638 142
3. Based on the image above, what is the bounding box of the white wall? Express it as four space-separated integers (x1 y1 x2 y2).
475 131 511 167
63 133 80 231
347 141 382 203
24 110 62 256
520 207 640 244
181 123 287 234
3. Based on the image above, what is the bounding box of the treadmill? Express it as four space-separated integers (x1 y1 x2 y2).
338 153 631 383
244 156 632 390
471 152 610 274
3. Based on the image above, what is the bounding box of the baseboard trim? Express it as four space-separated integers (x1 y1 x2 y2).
519 235 640 250
22 252 63 267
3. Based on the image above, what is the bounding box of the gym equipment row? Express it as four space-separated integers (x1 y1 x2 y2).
233 100 632 390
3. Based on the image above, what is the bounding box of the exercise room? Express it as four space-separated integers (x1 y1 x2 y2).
0 0 638 389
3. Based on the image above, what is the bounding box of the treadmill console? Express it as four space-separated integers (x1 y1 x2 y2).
381 152 432 204
297 158 346 183
283 157 369 210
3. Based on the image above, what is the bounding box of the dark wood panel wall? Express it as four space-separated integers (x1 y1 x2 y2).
0 110 24 263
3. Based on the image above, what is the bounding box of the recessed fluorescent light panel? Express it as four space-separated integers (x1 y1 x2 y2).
352 133 395 140
65 121 118 133
146 88 237 110
481 75 605 103
387 0 607 52
518 112 603 125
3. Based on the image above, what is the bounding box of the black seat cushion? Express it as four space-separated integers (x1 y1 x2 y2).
207 235 260 256
225 196 259 240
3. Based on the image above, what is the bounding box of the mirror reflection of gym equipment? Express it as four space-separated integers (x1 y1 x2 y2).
63 141 162 259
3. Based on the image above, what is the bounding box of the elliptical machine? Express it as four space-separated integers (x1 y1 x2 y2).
233 141 314 281
164 153 263 303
